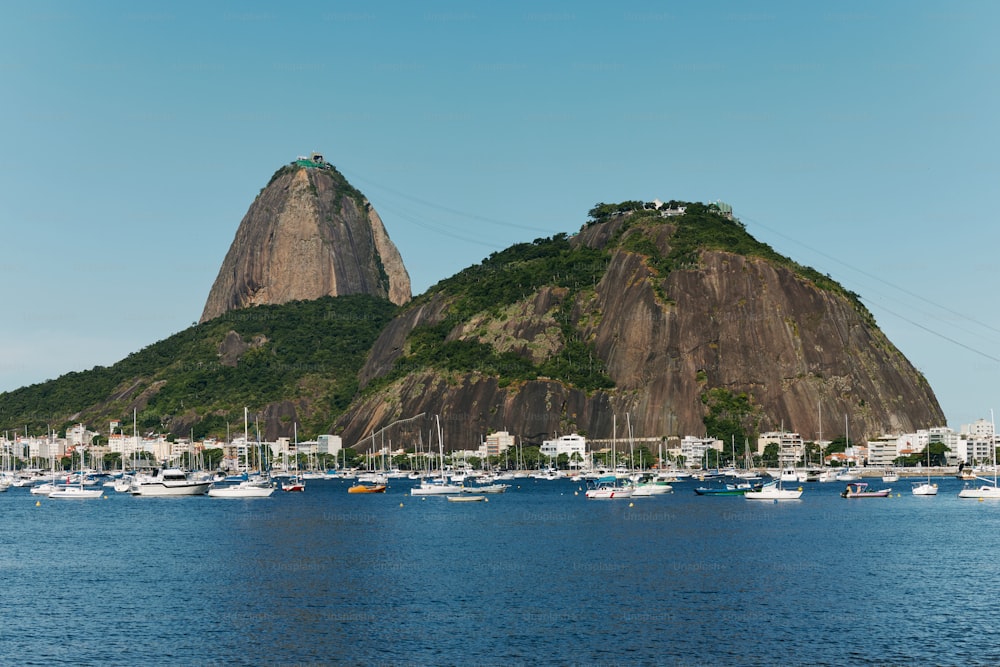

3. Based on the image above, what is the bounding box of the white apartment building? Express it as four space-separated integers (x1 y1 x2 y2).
317 434 343 457
961 418 994 441
757 431 804 465
540 434 586 463
955 438 996 465
680 435 723 467
867 435 901 467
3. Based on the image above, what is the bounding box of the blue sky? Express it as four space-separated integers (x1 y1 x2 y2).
2 0 998 430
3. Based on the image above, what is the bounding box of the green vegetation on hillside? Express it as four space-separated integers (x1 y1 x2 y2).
601 200 873 323
372 233 615 393
0 295 397 439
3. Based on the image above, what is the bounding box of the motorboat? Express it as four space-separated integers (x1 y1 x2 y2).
410 478 463 495
348 483 386 494
631 479 672 496
744 481 803 501
281 477 305 492
694 481 758 496
208 478 275 498
585 475 633 499
48 484 104 500
462 483 509 494
840 482 891 498
446 494 486 502
130 468 210 496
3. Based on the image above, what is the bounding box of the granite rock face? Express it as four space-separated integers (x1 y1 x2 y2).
200 163 410 323
335 210 944 448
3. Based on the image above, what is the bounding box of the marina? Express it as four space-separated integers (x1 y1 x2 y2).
4 474 1000 665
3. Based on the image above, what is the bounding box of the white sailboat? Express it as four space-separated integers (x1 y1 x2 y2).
208 408 275 498
49 446 103 500
911 440 938 496
958 410 1000 499
411 416 462 496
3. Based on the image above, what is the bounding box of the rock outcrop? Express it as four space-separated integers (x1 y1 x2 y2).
334 206 944 448
200 159 410 323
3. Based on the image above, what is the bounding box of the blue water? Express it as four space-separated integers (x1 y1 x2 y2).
2 476 999 666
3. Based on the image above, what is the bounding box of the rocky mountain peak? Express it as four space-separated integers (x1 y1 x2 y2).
200 156 411 323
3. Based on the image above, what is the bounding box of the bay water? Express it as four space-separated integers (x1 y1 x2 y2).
2 476 998 666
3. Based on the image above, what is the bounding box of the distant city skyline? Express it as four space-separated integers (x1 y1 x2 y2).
3 1 999 429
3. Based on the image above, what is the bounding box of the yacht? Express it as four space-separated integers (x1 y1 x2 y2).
208 477 276 498
130 468 211 496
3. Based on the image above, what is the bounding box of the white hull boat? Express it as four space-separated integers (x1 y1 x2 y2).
411 481 464 495
48 485 104 500
131 469 210 496
958 483 1000 499
208 480 275 498
744 482 802 501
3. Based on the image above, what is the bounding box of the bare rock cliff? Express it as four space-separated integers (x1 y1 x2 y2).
334 208 943 448
200 162 410 322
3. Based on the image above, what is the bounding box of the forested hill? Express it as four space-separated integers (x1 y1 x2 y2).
0 295 397 441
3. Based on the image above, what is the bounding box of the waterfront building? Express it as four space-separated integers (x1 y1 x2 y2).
756 431 804 465
540 434 586 464
867 434 902 467
317 434 343 457
481 430 515 459
679 435 723 467
961 418 994 441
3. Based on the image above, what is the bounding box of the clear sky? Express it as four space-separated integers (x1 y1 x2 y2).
2 0 998 430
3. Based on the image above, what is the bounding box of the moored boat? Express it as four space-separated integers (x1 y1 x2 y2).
446 494 486 502
130 468 210 496
585 475 633 499
48 485 104 500
840 482 891 498
348 483 386 494
208 478 275 498
744 481 802 501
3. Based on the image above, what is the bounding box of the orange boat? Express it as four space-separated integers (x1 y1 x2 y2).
348 483 386 494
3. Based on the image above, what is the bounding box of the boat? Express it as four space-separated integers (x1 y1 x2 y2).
462 483 509 494
348 483 386 494
281 476 305 492
410 417 463 496
208 477 275 498
779 467 798 482
694 483 751 496
911 442 938 496
881 468 900 483
835 469 861 482
840 482 891 498
48 447 104 499
446 494 486 502
958 411 1000 498
744 480 803 501
585 475 633 499
797 468 822 483
48 484 104 500
130 468 211 496
631 479 672 496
